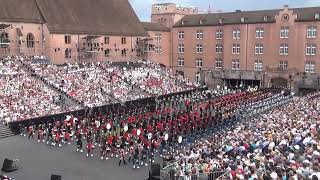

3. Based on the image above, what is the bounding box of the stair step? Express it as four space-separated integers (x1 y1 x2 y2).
0 123 15 139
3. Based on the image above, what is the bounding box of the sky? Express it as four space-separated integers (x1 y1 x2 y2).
129 0 320 21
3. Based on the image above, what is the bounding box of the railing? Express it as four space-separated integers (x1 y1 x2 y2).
161 160 228 180
161 168 228 180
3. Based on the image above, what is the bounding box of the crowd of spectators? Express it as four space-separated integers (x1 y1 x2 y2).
123 61 195 95
1 56 197 122
0 57 80 123
166 92 320 180
22 58 196 106
28 62 118 107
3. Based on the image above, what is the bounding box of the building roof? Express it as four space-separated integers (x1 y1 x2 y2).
142 22 171 32
0 0 44 23
0 0 147 36
174 6 320 27
294 7 320 22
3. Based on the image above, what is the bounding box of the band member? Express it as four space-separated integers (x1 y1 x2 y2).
76 134 83 153
55 130 62 147
118 144 126 166
86 141 94 157
64 131 71 145
37 126 44 143
100 139 108 160
140 144 149 166
46 126 53 144
128 141 134 163
28 125 34 139
133 148 140 169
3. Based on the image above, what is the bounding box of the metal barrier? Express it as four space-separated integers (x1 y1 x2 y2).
160 169 228 180
160 161 228 180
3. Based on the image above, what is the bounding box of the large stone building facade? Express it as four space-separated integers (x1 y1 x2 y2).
149 4 320 92
0 1 319 92
0 0 147 63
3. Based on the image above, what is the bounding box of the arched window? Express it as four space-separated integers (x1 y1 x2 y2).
26 33 35 48
0 32 9 48
195 72 201 83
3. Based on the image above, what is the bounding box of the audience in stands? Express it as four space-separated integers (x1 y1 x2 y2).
0 58 81 122
0 56 197 122
167 92 320 180
22 57 196 106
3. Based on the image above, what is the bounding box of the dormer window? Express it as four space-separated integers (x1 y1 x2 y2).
241 17 245 23
181 20 185 25
264 16 268 22
315 13 320 20
199 19 203 25
219 18 223 24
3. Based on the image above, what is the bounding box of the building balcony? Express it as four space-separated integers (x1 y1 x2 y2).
265 66 298 74
209 69 263 80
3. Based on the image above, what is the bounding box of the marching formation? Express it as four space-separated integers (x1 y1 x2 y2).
20 87 289 171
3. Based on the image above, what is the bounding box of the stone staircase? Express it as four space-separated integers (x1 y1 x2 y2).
0 122 15 139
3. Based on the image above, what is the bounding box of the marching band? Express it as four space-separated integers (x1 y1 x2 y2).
20 87 290 169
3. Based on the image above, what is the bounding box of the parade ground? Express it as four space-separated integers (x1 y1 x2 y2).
0 136 150 180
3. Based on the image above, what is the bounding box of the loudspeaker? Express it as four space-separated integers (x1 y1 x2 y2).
149 163 160 180
51 174 62 180
1 158 18 172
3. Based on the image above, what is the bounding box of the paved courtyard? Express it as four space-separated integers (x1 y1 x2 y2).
0 136 150 180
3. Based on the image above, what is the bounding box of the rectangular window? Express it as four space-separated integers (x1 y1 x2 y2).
232 44 240 54
216 44 223 54
196 44 203 53
121 49 127 56
306 44 317 55
232 59 240 70
105 49 110 57
178 44 184 54
195 72 201 83
0 32 9 48
136 37 141 45
196 58 203 67
65 35 71 44
196 30 203 40
104 37 110 44
255 28 264 38
279 44 289 55
121 37 126 44
255 44 264 55
155 33 162 42
65 48 71 58
155 46 162 54
280 27 289 38
216 30 223 39
215 58 223 69
307 26 317 38
178 58 184 67
232 29 241 39
178 31 185 40
279 60 288 70
305 61 316 73
254 60 263 71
